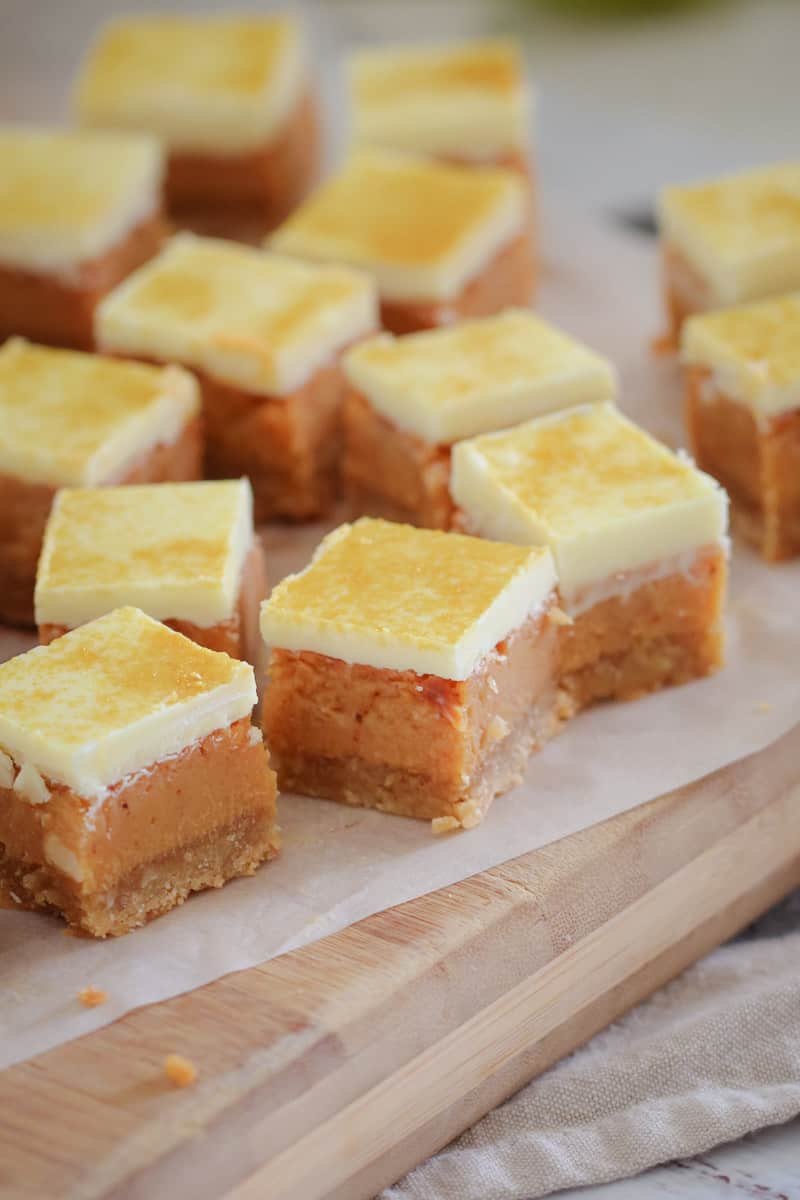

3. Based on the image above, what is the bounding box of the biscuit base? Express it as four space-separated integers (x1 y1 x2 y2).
685 367 800 561
0 718 279 938
559 545 727 711
263 606 562 828
0 416 202 627
167 90 321 240
38 537 268 664
342 390 454 529
379 228 536 336
0 212 167 350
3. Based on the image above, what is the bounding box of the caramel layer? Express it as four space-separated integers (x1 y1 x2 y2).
0 717 278 937
559 544 726 709
685 367 800 561
342 389 454 529
263 605 561 822
167 90 321 236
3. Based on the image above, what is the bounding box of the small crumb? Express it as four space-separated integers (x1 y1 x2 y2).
13 763 49 805
455 800 483 830
755 701 772 714
247 726 263 746
650 332 675 356
549 606 573 627
432 816 461 835
164 1053 198 1088
78 986 108 1008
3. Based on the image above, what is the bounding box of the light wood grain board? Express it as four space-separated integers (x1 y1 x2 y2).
1 720 798 1200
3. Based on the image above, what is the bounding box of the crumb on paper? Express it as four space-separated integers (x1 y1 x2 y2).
431 816 460 835
164 1053 198 1088
549 606 573 627
650 332 675 357
755 701 772 714
454 800 483 831
78 986 108 1008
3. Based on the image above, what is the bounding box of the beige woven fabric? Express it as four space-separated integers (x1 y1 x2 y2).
382 927 800 1200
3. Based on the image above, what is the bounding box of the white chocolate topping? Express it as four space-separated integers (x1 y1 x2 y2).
682 293 800 420
659 164 800 305
74 14 306 156
0 125 163 278
0 339 198 487
348 38 532 160
260 517 556 681
344 309 616 444
35 479 254 629
269 148 527 303
0 608 256 799
450 403 728 602
96 234 377 397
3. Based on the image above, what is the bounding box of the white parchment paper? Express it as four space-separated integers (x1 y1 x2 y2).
1 214 798 1071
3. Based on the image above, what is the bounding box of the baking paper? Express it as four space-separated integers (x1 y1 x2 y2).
1 214 798 1070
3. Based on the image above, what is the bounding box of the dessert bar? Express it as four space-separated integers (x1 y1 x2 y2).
0 339 201 626
0 607 278 937
36 479 266 660
682 294 800 560
261 517 561 830
0 125 165 349
269 148 533 334
658 164 800 340
96 233 376 520
347 39 533 177
342 309 616 528
451 403 728 710
75 14 319 238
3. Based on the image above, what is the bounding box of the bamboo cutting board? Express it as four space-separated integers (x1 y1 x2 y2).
1 720 798 1200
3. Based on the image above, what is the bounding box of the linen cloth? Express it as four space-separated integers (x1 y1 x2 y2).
382 894 800 1199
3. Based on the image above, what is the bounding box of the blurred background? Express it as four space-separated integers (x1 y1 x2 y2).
1 0 797 229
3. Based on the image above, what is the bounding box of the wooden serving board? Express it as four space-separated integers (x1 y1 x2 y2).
1 720 798 1200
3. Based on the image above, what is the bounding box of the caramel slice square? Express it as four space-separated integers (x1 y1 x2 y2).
342 310 616 528
451 403 729 708
261 518 560 827
0 125 166 349
682 294 800 560
36 479 266 661
0 608 278 936
269 148 534 333
0 340 201 627
74 15 320 234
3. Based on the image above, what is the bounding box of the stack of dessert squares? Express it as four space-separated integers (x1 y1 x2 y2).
0 14 796 939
